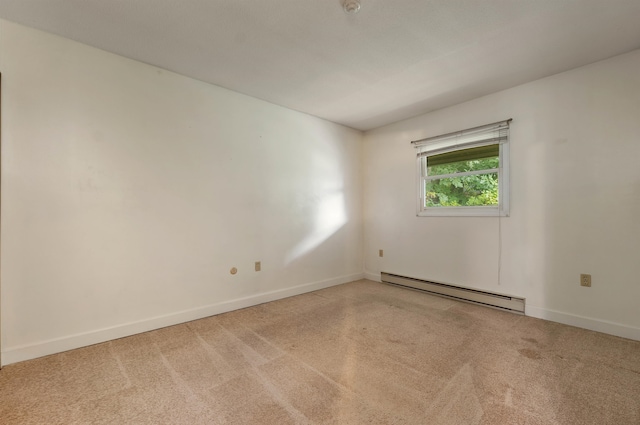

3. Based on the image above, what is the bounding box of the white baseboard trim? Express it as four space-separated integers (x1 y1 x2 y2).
526 305 640 342
364 270 381 282
2 272 364 366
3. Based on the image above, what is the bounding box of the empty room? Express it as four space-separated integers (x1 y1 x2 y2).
1 1 639 424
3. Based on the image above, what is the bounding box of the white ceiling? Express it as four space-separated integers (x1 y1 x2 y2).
1 0 640 131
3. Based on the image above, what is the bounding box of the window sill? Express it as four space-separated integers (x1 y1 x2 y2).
417 206 508 217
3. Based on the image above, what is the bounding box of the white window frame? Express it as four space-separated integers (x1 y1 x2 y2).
413 120 511 217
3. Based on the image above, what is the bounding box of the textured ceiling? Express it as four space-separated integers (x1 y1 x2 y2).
1 0 640 130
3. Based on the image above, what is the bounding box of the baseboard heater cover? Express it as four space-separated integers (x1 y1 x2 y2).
381 272 525 314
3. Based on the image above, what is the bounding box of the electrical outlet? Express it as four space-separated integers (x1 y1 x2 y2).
255 261 261 272
379 249 383 257
580 274 591 287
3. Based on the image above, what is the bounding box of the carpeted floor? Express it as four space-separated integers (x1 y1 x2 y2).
1 279 639 424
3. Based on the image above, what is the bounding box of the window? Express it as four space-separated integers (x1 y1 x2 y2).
412 120 511 217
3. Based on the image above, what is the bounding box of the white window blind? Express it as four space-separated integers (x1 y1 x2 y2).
412 119 511 156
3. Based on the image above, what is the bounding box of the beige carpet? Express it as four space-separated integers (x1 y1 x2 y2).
1 279 639 424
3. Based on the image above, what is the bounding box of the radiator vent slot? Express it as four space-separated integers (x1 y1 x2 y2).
381 272 525 314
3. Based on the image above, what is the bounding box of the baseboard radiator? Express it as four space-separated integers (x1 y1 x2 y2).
381 272 525 314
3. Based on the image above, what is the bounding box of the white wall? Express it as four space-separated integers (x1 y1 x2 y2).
0 20 363 365
364 49 640 340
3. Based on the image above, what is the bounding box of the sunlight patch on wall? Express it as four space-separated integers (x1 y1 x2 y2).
285 133 347 264
285 187 346 264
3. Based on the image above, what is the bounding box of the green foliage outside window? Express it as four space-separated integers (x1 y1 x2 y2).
425 157 499 207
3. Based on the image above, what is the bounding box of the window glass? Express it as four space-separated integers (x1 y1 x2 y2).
424 144 499 207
